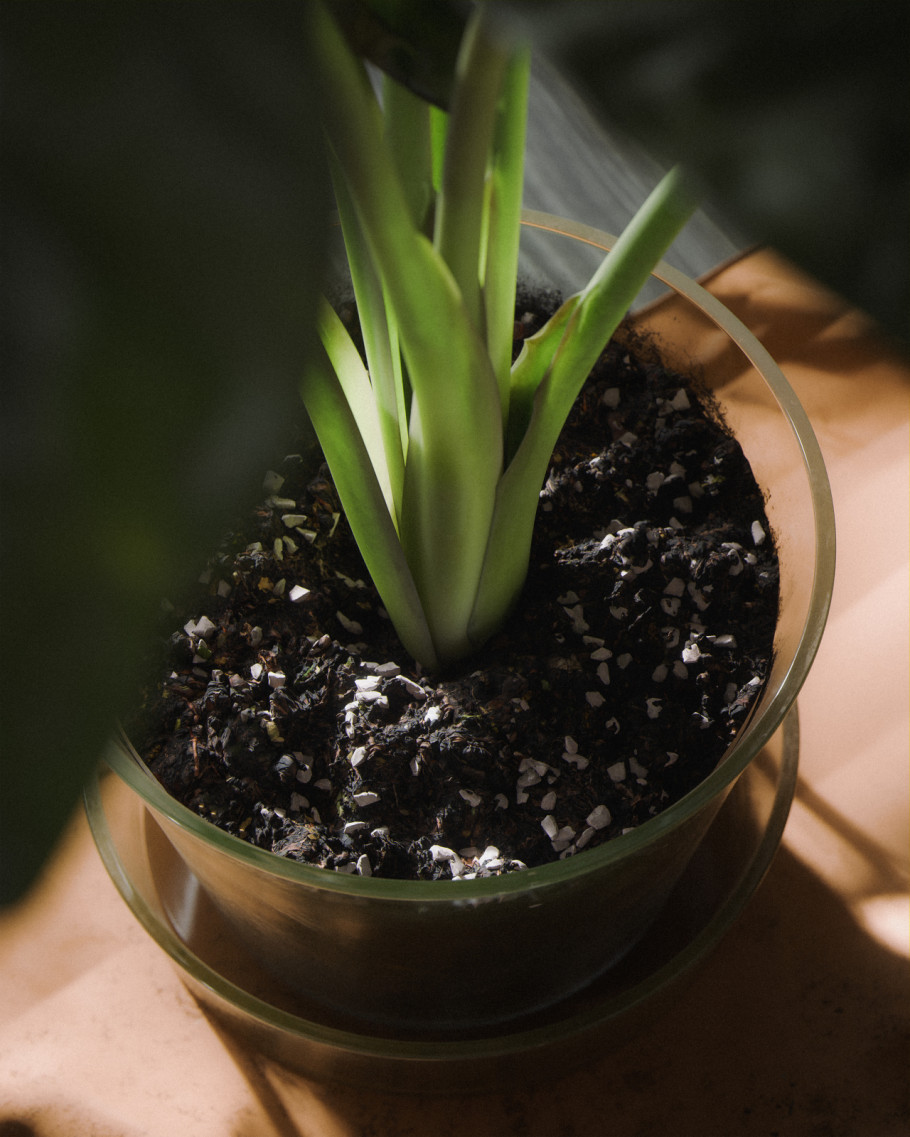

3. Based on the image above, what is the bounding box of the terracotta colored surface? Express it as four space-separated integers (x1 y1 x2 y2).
2 250 908 1136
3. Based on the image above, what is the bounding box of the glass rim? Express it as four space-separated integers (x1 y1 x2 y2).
102 211 835 903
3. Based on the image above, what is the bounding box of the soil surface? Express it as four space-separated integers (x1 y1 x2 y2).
129 302 779 881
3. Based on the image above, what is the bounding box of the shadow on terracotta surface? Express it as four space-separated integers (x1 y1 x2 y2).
183 848 909 1136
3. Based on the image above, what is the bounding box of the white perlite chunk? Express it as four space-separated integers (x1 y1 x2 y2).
562 749 589 770
289 584 311 603
541 815 560 840
629 755 649 779
563 604 589 634
356 854 372 877
601 387 621 408
356 690 389 710
596 661 611 685
281 513 308 529
459 789 483 807
268 671 286 689
670 389 691 411
477 846 504 871
552 825 576 852
517 758 550 790
585 691 605 707
396 675 426 700
348 746 367 768
586 804 612 829
516 767 541 789
185 615 217 640
540 790 557 811
520 758 550 777
722 541 744 575
751 520 767 546
607 761 626 782
353 791 380 807
336 611 363 635
430 845 465 878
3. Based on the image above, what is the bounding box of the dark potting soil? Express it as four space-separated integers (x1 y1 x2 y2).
128 302 779 882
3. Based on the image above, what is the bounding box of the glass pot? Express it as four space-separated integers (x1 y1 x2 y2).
92 212 835 1041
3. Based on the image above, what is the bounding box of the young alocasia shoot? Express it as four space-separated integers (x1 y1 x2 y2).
303 3 698 672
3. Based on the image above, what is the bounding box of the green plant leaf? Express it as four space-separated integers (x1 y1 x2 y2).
504 291 580 463
328 151 407 523
432 7 511 337
470 167 698 647
315 1 507 665
314 3 701 669
483 44 531 421
316 297 399 521
429 104 448 195
300 349 439 669
383 73 435 232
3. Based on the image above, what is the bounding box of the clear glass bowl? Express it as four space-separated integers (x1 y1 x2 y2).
87 708 798 1093
90 213 835 1048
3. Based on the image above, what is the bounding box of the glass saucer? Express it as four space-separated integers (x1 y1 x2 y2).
86 709 797 1094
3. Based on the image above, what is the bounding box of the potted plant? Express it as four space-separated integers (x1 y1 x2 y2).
90 0 834 1054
